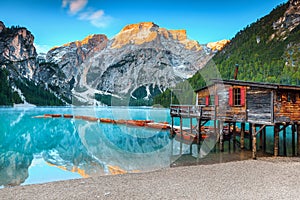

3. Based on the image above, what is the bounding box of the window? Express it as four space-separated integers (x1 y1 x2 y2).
229 87 245 106
205 95 219 106
209 95 215 105
234 88 241 106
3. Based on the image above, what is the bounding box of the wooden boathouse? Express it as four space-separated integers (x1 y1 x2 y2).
170 79 300 159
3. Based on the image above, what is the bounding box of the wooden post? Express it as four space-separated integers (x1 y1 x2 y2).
190 117 193 155
297 124 300 156
228 123 231 153
217 120 221 142
180 117 183 155
220 121 224 152
292 125 296 156
197 118 201 154
233 122 236 152
252 124 257 159
283 126 287 156
274 124 279 157
171 116 174 133
249 123 253 150
240 123 245 149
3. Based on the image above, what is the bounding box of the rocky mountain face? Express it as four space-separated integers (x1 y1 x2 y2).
272 0 300 40
0 21 226 106
0 21 65 106
44 22 214 105
0 22 37 79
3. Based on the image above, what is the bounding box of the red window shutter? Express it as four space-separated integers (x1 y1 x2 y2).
229 88 233 106
205 96 209 106
215 95 219 106
241 87 246 106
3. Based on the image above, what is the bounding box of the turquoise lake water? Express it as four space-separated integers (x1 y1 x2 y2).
0 106 296 187
0 106 180 187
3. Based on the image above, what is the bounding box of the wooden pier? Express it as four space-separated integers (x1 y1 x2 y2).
170 79 300 159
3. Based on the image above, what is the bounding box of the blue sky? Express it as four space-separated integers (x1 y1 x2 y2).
1 0 288 53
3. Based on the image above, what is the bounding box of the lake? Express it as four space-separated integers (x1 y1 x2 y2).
0 106 185 187
0 106 296 188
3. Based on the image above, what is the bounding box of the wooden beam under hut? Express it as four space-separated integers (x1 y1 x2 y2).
252 125 266 159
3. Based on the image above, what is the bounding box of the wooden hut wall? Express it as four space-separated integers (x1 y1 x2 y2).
274 90 300 122
216 84 247 122
197 88 210 106
246 87 273 124
197 86 215 119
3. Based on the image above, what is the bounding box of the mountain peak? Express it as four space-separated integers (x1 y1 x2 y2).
111 22 202 51
120 22 159 32
62 34 107 48
111 22 159 48
207 39 230 51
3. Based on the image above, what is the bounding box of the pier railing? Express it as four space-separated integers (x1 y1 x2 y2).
170 105 215 119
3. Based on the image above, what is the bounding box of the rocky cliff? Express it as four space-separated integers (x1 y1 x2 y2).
0 22 37 79
45 22 213 105
0 21 65 106
271 0 300 40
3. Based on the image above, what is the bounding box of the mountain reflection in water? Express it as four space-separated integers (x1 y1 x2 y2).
0 107 172 187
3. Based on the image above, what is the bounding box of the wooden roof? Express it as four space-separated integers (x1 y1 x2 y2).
195 79 300 92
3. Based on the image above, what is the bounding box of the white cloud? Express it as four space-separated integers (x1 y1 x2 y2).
62 0 88 14
61 0 112 28
79 10 112 28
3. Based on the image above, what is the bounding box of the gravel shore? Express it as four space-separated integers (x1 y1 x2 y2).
1 157 300 200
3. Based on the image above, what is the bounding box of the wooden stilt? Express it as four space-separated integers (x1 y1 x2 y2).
240 123 245 149
252 124 257 159
283 126 287 156
228 123 231 152
180 117 183 155
197 118 201 154
249 123 253 150
171 116 174 133
217 120 221 143
190 117 193 155
190 117 193 135
220 121 224 152
292 125 296 156
233 122 236 152
274 124 279 157
297 124 300 156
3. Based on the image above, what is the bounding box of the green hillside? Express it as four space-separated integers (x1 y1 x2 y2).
154 1 300 107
